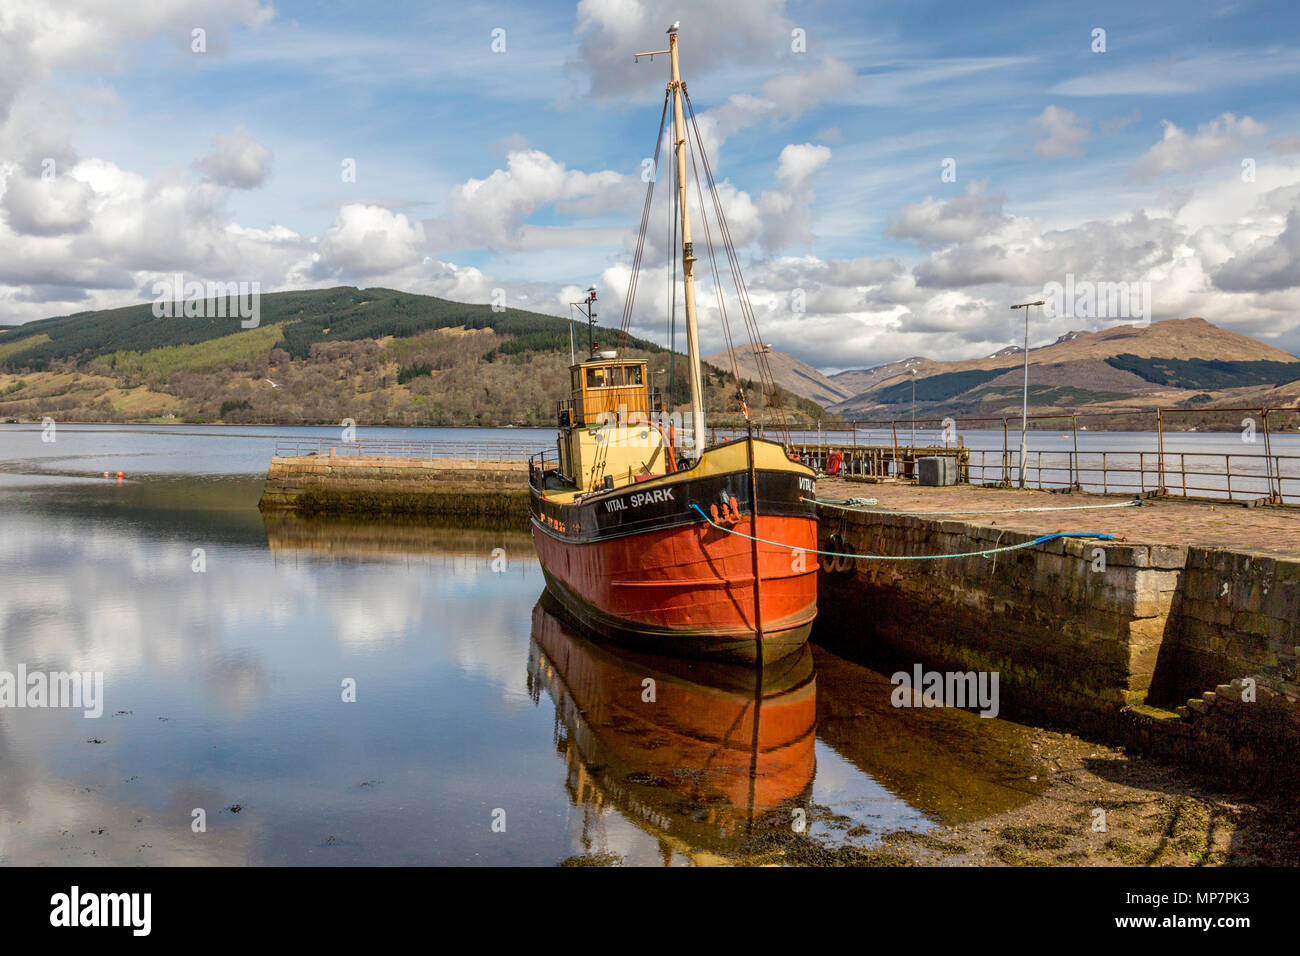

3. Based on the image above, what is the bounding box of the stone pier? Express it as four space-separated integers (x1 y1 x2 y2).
258 452 530 518
812 481 1300 787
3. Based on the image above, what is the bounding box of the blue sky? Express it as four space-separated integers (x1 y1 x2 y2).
3 0 1299 369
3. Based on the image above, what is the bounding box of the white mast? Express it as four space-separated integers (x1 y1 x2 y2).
635 23 706 455
667 24 706 454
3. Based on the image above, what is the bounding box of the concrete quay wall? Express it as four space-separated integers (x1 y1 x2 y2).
258 454 531 518
815 506 1300 787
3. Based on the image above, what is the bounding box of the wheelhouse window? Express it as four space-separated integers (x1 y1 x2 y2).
584 364 645 388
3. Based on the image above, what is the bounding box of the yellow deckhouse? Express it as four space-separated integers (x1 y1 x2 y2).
551 354 674 499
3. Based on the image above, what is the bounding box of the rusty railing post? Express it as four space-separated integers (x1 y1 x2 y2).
1262 407 1278 503
1068 414 1077 489
1157 407 1166 495
1002 418 1009 485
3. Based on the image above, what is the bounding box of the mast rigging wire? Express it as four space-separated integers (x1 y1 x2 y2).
617 91 672 354
615 82 791 448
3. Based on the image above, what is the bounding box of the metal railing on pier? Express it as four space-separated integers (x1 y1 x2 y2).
714 407 1300 506
788 443 969 481
966 448 1300 504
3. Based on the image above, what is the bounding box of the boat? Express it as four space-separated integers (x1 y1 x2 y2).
527 23 818 665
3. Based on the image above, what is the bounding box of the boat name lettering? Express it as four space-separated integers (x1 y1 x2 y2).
604 488 675 512
799 477 815 492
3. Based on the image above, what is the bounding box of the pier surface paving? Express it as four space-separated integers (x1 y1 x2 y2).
815 480 1300 557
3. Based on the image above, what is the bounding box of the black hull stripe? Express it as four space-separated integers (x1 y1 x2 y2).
531 468 816 545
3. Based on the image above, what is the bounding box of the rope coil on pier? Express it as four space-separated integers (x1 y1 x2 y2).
688 503 1114 561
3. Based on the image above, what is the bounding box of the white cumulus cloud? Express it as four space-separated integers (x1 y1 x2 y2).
1030 105 1089 160
315 203 427 276
196 125 273 189
1130 112 1266 181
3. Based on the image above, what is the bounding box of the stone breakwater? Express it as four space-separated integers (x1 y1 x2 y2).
258 453 530 518
812 489 1300 790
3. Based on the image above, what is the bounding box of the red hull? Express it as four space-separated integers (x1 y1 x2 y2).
532 513 818 663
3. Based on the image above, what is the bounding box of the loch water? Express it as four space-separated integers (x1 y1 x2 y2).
0 424 1057 865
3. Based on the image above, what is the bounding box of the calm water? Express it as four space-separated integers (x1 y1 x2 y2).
0 424 1055 865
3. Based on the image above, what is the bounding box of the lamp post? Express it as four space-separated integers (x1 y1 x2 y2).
1009 300 1045 488
910 367 917 447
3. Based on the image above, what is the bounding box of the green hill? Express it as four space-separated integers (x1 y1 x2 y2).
0 287 822 426
0 287 659 370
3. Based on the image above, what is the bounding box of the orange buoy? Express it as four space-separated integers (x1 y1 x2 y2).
116 471 123 479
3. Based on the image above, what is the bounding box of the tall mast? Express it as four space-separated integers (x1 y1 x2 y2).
667 25 706 454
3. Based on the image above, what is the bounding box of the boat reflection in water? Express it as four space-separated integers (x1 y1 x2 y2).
527 597 816 862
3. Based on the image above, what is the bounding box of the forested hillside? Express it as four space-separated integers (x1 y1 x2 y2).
0 287 823 426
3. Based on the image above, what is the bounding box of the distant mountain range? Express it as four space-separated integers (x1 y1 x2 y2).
704 346 855 406
4 292 1295 429
0 287 821 425
719 318 1300 424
